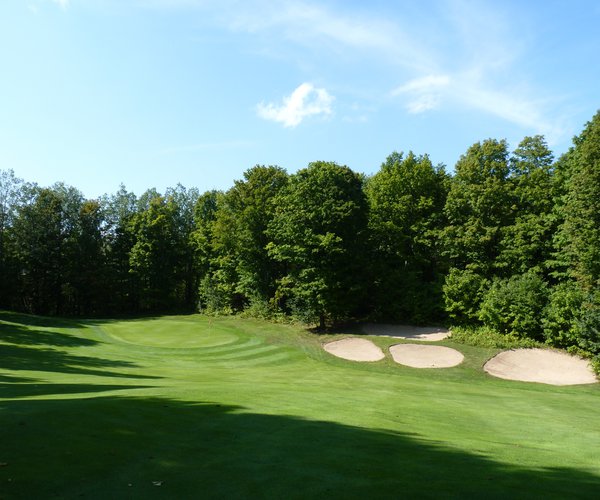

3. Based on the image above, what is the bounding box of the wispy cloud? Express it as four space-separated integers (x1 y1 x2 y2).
385 0 567 140
224 1 434 73
391 70 565 143
233 1 566 139
391 75 451 114
52 0 69 9
257 82 334 127
455 76 567 144
142 0 570 142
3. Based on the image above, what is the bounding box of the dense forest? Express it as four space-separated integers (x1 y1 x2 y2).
1 111 599 360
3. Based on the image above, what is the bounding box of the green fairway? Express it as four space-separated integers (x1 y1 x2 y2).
1 311 599 499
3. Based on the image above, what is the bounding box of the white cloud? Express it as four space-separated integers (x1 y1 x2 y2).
455 78 566 144
52 0 69 9
391 70 565 142
224 1 434 73
143 0 571 142
391 74 450 114
392 75 450 95
257 83 334 127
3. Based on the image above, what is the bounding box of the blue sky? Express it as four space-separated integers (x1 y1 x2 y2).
1 0 599 198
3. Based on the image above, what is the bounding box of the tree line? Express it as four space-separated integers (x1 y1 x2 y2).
1 111 598 358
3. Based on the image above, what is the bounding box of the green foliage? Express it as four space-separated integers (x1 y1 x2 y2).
191 189 220 281
442 139 513 274
102 185 139 313
576 295 600 355
496 136 555 276
197 274 233 315
128 193 178 310
479 272 548 339
192 167 289 315
365 151 448 322
449 325 541 350
542 281 586 347
0 169 23 307
554 111 600 290
12 187 72 314
591 356 600 376
267 161 368 328
215 165 288 306
443 268 489 323
1 110 599 357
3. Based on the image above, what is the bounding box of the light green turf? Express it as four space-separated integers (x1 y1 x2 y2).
1 311 599 499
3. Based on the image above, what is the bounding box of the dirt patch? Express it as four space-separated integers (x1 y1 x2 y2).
324 338 385 362
362 323 450 341
484 348 597 386
389 344 464 368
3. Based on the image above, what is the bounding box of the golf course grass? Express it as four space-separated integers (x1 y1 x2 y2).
1 311 599 499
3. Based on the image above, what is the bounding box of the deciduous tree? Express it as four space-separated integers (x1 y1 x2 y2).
267 161 368 328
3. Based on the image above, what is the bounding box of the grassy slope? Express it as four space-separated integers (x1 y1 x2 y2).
1 312 599 499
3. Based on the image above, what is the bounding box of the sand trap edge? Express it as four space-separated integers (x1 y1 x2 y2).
361 323 451 342
484 348 597 386
323 337 385 362
389 343 464 369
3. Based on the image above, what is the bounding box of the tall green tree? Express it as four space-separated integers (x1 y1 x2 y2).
165 184 200 309
496 136 555 277
366 152 448 322
102 185 139 313
66 199 106 315
267 161 368 328
555 111 600 290
128 191 181 311
216 166 288 308
192 190 223 311
12 187 66 314
545 111 600 356
51 183 97 315
0 170 22 308
442 139 513 321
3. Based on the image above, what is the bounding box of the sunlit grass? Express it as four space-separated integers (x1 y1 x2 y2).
1 312 599 498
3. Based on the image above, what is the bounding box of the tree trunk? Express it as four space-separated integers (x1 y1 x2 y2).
319 313 325 330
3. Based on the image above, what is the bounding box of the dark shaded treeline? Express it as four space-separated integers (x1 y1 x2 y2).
0 112 598 356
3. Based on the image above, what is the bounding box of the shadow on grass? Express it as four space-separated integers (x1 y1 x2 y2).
1 396 598 499
0 311 86 329
0 381 153 399
0 374 35 383
0 322 98 348
1 314 159 380
0 343 159 379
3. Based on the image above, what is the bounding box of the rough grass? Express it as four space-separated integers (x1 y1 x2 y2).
449 325 543 349
1 311 599 499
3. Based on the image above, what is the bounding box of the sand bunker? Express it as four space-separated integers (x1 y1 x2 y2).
324 338 385 362
362 323 450 341
389 344 464 368
484 348 597 386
